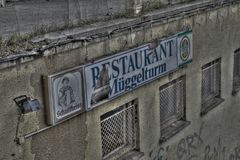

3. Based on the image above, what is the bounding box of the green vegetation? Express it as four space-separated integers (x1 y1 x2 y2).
142 1 165 13
111 9 135 19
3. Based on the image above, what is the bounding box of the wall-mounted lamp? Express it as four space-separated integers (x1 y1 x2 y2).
13 95 41 114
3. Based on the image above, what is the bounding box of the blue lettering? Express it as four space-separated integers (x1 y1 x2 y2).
160 43 167 60
152 48 159 63
128 55 136 73
119 56 128 75
118 77 124 92
112 59 119 78
125 77 131 91
134 51 143 69
90 66 100 87
109 79 118 95
131 75 137 89
167 40 174 56
144 49 151 67
137 72 142 83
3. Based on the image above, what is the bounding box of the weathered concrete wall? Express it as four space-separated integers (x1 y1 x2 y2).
146 4 240 160
0 0 133 37
0 0 201 37
0 1 240 160
0 48 89 160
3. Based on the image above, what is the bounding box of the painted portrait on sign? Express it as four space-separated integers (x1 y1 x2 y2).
53 72 83 119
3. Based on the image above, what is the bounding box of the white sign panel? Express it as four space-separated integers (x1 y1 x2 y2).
84 31 192 110
45 66 84 125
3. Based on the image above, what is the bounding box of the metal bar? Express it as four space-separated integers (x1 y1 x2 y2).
24 125 54 139
101 104 135 122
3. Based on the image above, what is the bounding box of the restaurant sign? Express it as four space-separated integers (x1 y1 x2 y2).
44 31 192 125
84 31 192 110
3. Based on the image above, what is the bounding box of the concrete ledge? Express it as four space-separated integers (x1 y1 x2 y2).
0 0 239 70
200 98 224 116
160 120 191 144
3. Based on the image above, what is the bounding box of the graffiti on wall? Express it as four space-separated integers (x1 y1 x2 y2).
176 132 203 160
150 122 240 160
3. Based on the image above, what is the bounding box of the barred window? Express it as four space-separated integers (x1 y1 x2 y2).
233 49 240 94
100 100 139 160
159 76 188 142
201 58 223 115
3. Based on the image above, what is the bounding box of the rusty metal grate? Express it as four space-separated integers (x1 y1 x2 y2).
100 100 138 159
160 77 185 128
201 59 221 106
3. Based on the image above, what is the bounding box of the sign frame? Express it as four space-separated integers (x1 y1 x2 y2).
44 66 85 125
83 31 192 111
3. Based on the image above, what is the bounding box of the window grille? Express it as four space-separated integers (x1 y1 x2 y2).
159 77 185 128
100 100 138 159
201 59 221 106
200 58 224 115
233 49 240 93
